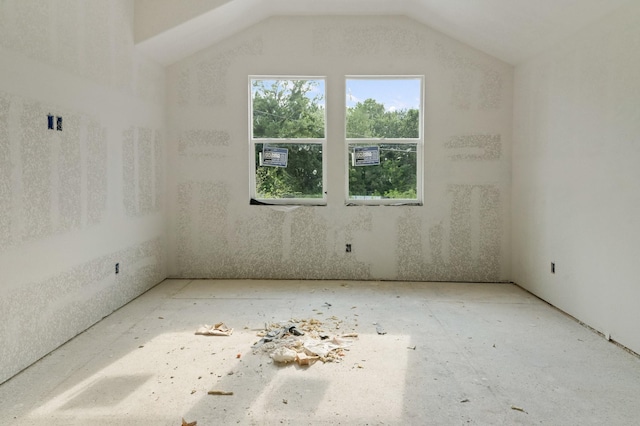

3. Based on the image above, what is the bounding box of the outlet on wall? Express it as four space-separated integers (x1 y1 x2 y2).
47 115 63 131
115 263 120 274
346 244 352 253
551 262 555 274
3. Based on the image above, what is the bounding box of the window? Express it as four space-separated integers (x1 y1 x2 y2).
250 77 326 204
346 76 423 205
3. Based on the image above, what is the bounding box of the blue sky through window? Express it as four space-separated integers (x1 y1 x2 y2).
346 78 421 112
251 78 421 112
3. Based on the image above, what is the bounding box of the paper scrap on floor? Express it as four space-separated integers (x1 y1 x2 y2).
195 322 233 336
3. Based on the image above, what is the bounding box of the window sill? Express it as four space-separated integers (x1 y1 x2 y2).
250 198 326 207
345 201 423 206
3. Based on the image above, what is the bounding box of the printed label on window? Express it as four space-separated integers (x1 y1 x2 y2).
261 147 288 167
353 146 380 166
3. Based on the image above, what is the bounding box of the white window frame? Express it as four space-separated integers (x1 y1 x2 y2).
345 75 424 206
249 76 327 206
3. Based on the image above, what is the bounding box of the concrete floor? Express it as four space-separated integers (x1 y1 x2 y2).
1 279 640 425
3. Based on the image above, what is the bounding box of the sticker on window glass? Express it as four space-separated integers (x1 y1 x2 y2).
352 146 380 166
261 147 288 167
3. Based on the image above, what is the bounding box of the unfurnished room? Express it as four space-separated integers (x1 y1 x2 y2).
1 0 640 425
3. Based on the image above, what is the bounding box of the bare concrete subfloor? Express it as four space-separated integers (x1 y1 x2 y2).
1 279 640 425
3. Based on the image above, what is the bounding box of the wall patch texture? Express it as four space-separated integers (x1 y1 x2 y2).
449 184 501 281
57 113 81 233
176 182 372 280
167 15 511 281
0 93 11 248
446 134 502 161
21 100 52 241
123 127 137 216
1 93 111 249
0 237 166 385
435 42 506 111
138 128 155 214
0 0 167 384
179 130 230 157
396 187 501 283
312 24 427 57
177 181 232 277
193 37 264 107
479 69 504 110
397 209 426 280
123 127 164 217
86 120 108 226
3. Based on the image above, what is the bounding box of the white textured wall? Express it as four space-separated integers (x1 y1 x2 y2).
134 0 231 43
0 0 167 384
512 2 640 354
166 16 513 281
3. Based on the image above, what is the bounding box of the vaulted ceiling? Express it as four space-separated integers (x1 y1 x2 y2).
135 0 634 66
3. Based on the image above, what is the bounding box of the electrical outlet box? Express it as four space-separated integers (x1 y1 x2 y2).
346 244 352 253
551 262 555 274
115 263 120 274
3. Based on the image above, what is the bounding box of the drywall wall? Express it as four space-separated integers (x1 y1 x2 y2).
166 15 513 281
134 0 231 43
512 2 640 354
0 0 166 384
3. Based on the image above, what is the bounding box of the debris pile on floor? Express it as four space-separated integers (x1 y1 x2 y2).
252 318 357 365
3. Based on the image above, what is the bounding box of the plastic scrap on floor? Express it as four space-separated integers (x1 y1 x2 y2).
195 322 233 336
375 323 387 335
289 325 304 336
253 327 284 347
511 405 527 413
182 418 197 426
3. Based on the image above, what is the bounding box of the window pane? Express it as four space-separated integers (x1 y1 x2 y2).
252 79 325 139
348 143 417 199
255 143 323 199
346 78 420 139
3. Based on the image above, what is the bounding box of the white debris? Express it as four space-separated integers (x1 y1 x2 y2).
270 347 297 363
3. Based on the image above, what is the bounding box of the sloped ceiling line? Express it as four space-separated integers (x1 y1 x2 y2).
135 0 634 66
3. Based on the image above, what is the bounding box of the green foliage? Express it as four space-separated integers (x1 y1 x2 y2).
346 99 419 139
251 81 419 201
252 80 325 199
255 144 323 199
347 99 419 199
348 144 417 199
252 80 324 139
